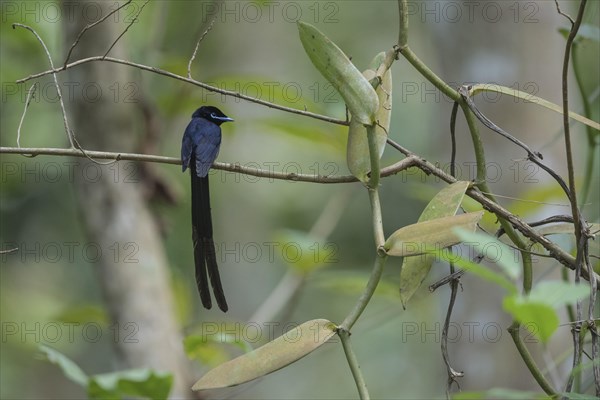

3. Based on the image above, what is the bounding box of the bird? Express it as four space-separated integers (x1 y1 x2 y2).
181 105 233 312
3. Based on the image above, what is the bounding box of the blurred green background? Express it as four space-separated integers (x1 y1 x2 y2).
1 1 599 398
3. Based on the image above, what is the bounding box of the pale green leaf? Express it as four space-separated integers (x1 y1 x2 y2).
503 296 558 342
385 211 484 257
528 281 589 308
38 344 88 387
54 304 109 326
183 335 240 366
559 24 600 43
469 84 600 131
399 182 471 307
297 21 379 125
317 271 399 300
88 369 172 400
273 229 335 272
192 319 336 390
347 52 392 181
429 247 517 294
453 229 521 281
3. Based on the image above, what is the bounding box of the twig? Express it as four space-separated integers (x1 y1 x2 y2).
384 138 599 283
72 136 119 166
460 86 567 189
104 0 150 58
16 56 349 126
442 116 464 396
557 0 596 394
0 248 19 255
554 0 575 25
17 83 38 148
442 273 464 397
63 0 132 67
187 8 218 78
13 24 74 148
0 146 416 184
1 139 597 284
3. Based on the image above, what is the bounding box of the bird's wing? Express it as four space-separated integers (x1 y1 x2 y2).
192 119 222 177
181 122 195 172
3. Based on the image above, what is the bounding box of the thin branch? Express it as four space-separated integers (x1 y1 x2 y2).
104 0 150 58
17 83 38 148
187 8 218 78
460 86 574 201
0 146 416 184
558 0 595 393
13 23 74 148
0 248 19 255
554 0 575 25
384 138 599 284
16 56 349 126
442 272 464 396
2 139 597 283
72 137 119 166
63 0 132 67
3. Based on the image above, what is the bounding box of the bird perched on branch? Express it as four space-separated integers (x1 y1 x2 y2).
181 106 233 312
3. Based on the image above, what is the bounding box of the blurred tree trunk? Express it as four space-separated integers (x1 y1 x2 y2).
63 1 192 397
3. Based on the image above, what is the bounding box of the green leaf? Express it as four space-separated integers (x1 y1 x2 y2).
528 281 589 308
88 369 173 400
453 229 521 281
273 229 334 272
38 344 88 387
317 271 400 300
469 84 600 131
398 182 471 307
503 281 587 343
503 296 558 343
559 24 600 43
384 211 484 257
297 21 379 125
347 52 392 181
192 319 336 390
503 282 587 342
429 247 517 294
54 304 109 326
183 335 239 366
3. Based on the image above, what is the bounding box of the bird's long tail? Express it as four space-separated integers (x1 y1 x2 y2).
191 164 228 312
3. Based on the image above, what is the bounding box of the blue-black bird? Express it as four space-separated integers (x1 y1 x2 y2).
181 106 233 312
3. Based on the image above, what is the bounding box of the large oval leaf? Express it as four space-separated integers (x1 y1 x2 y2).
297 21 379 125
398 182 470 307
192 319 337 390
347 52 393 181
384 211 484 257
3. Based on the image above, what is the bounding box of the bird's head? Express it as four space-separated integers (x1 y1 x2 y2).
192 106 234 125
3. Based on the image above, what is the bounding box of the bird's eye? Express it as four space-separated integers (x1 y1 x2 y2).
210 113 218 119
